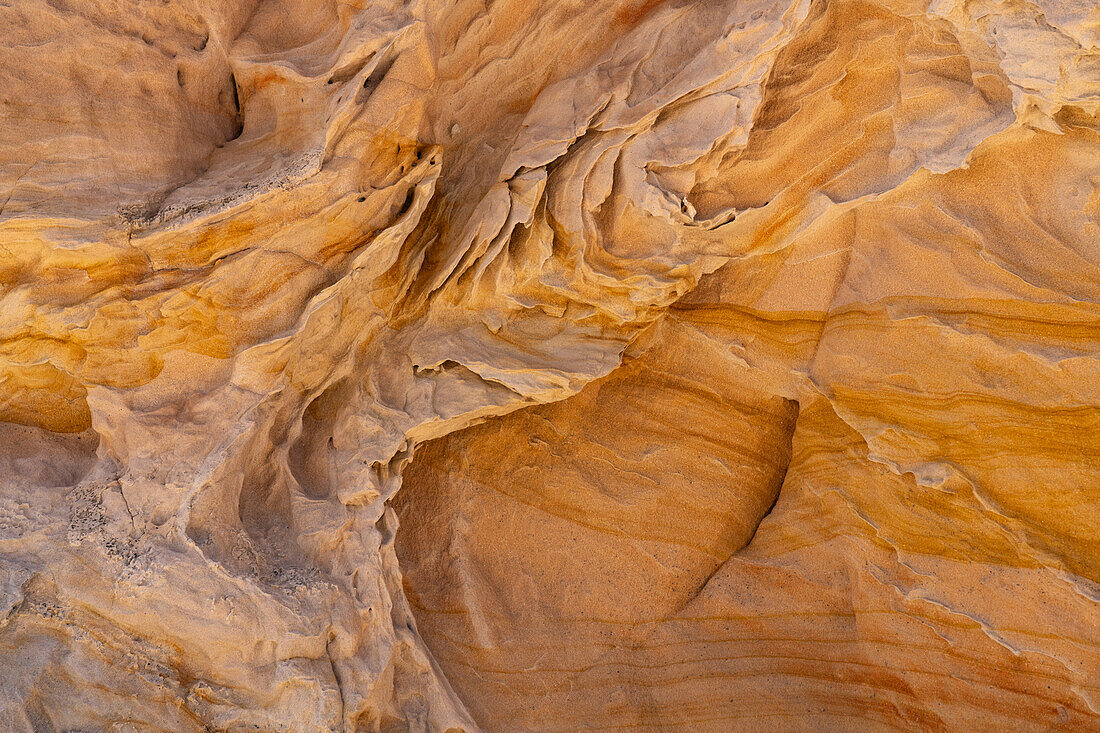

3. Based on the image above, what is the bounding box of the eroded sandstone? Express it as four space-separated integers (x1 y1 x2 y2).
0 0 1097 730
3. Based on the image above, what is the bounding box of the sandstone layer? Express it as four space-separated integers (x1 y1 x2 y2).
0 0 1098 731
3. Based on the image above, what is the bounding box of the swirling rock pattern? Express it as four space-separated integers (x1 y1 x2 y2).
0 0 1097 730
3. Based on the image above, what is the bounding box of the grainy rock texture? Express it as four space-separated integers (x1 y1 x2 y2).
0 0 1098 730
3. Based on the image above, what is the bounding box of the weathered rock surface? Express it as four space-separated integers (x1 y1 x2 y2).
0 0 1097 730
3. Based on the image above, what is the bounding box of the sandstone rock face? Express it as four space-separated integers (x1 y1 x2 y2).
0 0 1097 730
